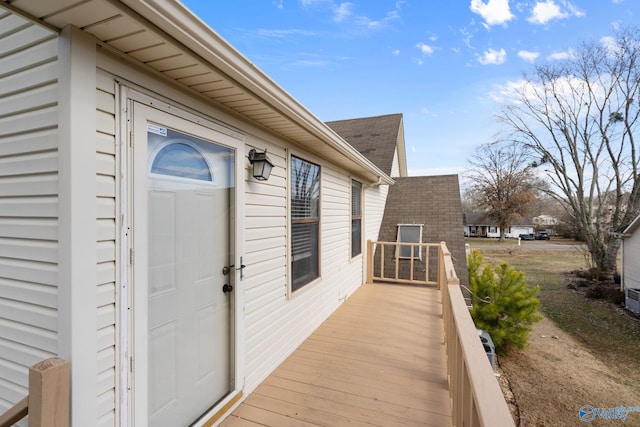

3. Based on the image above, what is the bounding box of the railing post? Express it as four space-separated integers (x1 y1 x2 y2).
366 240 373 284
28 358 69 427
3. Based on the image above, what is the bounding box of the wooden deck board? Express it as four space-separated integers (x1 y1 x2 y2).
221 283 452 427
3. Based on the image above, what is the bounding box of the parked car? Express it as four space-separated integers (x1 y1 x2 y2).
519 233 535 240
535 231 550 240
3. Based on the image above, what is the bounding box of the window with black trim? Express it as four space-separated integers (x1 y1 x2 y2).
397 224 423 259
291 156 321 292
351 180 362 257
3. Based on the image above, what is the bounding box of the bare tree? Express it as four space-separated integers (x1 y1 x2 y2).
498 28 640 276
466 141 541 241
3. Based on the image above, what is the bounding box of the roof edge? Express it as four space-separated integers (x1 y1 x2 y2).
121 0 393 184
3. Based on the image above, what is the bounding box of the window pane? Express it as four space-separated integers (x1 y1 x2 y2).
397 225 423 259
292 222 319 291
291 156 320 291
151 142 212 181
351 180 361 216
351 180 362 257
291 156 320 219
351 219 361 257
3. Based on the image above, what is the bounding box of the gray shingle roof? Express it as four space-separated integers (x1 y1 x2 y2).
378 175 468 286
326 113 403 177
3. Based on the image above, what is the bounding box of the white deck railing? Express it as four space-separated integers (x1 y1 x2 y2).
367 240 515 427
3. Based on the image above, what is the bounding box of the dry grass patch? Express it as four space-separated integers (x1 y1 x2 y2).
474 243 640 426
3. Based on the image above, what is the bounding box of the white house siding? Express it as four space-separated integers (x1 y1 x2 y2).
243 150 369 393
364 184 389 245
623 230 640 291
95 70 118 426
95 46 384 421
505 226 534 238
390 148 401 177
0 10 59 421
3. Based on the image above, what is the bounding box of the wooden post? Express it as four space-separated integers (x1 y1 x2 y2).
28 358 69 427
366 240 372 284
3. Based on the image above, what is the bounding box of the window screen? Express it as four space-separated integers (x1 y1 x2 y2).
351 180 362 257
397 224 423 259
291 156 320 291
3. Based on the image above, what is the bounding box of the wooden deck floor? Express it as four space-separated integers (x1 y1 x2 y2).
220 283 452 427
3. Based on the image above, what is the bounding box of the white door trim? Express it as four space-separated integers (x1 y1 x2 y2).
120 94 246 426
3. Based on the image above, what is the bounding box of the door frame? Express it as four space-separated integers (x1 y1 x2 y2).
120 88 246 426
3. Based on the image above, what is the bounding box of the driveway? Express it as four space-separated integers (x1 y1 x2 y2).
466 239 587 251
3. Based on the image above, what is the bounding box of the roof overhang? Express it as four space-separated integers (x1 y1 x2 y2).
2 0 393 185
621 214 640 237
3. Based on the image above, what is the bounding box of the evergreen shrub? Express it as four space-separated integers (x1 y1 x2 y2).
467 249 543 354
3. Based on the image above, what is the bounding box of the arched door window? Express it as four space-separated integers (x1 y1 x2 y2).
151 142 212 181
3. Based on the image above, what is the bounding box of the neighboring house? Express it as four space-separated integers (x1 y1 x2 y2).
327 116 467 290
0 1 466 426
464 212 534 238
620 215 640 314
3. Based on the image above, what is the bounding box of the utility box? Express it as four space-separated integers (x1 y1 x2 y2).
478 329 496 370
626 288 640 314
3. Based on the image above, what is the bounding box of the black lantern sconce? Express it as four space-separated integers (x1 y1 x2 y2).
248 148 273 181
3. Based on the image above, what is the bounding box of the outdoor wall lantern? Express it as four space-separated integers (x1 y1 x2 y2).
248 148 273 181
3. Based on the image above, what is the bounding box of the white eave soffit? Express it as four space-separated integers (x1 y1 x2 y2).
0 0 390 185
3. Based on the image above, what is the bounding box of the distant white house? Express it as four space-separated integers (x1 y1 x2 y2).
464 212 534 238
621 215 640 314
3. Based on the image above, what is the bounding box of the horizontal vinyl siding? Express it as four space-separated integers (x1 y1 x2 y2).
95 70 117 426
243 149 365 392
364 184 389 244
243 141 289 388
390 148 401 177
624 233 640 290
0 11 59 420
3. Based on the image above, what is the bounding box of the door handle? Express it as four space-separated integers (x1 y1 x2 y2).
222 284 233 293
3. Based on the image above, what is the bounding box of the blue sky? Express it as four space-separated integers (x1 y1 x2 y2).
181 0 639 177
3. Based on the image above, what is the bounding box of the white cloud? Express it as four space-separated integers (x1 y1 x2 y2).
518 50 540 62
600 35 619 54
478 48 507 65
356 9 400 29
488 78 530 103
392 49 401 56
300 0 326 6
460 27 474 49
333 2 353 22
548 48 575 60
416 42 434 55
527 0 584 25
470 0 514 27
528 1 567 24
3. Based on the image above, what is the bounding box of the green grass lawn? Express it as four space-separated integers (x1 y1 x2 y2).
474 245 640 389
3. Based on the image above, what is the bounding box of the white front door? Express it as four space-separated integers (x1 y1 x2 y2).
131 103 236 426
